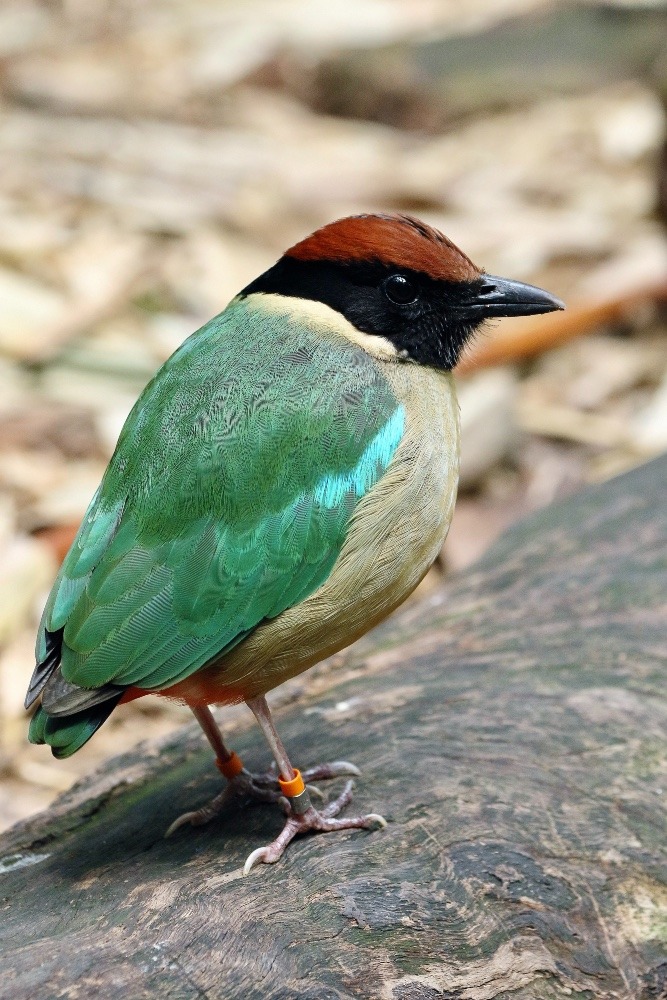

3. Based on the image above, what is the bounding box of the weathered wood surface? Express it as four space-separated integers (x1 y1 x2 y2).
1 456 666 1000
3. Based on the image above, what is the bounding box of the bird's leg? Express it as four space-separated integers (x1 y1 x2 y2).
242 695 386 875
165 704 360 837
165 705 281 837
191 704 240 773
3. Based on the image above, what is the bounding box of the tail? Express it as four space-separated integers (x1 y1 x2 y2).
28 694 124 759
27 626 126 758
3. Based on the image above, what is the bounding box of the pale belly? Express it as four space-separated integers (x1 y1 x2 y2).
164 363 460 706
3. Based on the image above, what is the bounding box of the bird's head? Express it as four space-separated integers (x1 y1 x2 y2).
240 214 564 370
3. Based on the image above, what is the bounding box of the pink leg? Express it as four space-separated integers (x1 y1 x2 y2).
165 704 362 838
243 696 386 875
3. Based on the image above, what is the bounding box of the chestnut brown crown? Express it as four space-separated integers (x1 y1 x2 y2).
286 214 481 284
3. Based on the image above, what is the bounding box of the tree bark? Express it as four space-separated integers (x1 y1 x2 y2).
1 456 666 1000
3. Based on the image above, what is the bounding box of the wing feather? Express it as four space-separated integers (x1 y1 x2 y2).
29 299 405 712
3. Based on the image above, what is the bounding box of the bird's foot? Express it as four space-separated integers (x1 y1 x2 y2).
243 779 386 874
164 759 361 837
165 768 280 837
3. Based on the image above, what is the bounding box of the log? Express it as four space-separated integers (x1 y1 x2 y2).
1 456 666 1000
303 3 667 131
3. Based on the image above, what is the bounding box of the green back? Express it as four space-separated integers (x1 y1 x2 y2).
37 296 405 693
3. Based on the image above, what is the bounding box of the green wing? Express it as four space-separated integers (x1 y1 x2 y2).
30 296 404 729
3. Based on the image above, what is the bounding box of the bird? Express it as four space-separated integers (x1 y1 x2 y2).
25 213 563 873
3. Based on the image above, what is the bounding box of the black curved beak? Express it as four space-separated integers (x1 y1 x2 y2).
459 274 565 319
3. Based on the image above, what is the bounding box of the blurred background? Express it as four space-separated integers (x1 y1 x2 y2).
1 0 666 831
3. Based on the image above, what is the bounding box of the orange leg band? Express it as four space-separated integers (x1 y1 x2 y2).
278 768 306 797
216 751 244 781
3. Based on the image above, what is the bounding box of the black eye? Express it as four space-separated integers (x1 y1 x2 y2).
383 274 418 305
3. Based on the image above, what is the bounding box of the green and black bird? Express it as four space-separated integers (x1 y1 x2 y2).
25 214 563 871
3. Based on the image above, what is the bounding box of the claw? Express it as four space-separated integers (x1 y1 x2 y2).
243 846 272 875
301 760 361 782
165 811 198 838
241 780 386 874
362 813 387 829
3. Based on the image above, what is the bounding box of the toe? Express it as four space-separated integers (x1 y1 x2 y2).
321 778 355 818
